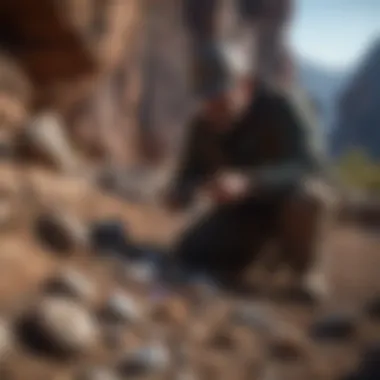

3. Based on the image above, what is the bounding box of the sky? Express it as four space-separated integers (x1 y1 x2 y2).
290 0 380 70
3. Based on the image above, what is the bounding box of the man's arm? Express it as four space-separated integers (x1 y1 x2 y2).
250 87 329 191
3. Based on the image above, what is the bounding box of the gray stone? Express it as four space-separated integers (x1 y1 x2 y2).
117 343 170 376
100 291 143 325
77 367 120 380
102 325 125 350
309 312 357 341
43 269 96 304
231 302 274 333
21 111 79 172
123 261 159 286
34 211 89 255
18 298 98 356
0 320 12 361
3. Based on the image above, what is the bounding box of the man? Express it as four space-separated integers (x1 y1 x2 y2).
165 74 327 292
163 0 330 299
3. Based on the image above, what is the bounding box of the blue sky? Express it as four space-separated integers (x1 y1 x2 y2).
290 0 380 70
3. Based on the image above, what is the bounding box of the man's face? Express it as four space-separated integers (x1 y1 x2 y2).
203 94 233 132
203 78 254 133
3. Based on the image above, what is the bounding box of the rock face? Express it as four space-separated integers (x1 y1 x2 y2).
331 38 380 158
0 0 298 170
0 0 145 167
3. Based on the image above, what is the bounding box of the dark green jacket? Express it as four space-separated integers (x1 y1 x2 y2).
169 81 328 206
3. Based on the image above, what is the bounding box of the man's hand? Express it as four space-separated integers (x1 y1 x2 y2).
203 171 252 204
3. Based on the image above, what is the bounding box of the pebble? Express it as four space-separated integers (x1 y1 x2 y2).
0 320 12 360
100 291 142 325
43 269 96 304
21 111 79 172
207 329 236 351
309 312 357 341
231 302 273 333
34 211 89 254
150 295 188 325
267 322 311 362
17 298 98 357
0 197 14 229
365 296 380 320
176 369 199 380
89 220 131 257
123 260 159 286
102 325 125 350
77 367 120 380
117 343 170 376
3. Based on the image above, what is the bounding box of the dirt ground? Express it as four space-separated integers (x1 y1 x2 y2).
0 162 379 380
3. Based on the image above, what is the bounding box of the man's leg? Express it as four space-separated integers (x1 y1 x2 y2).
174 199 273 287
277 189 327 301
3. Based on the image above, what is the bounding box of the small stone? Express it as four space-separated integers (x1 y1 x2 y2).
19 111 79 172
176 369 199 380
43 269 96 304
123 260 159 286
100 292 142 324
309 313 357 341
268 338 304 361
90 220 133 258
150 296 188 325
117 343 170 376
0 197 14 229
102 325 125 350
365 297 380 320
17 298 98 357
77 367 120 380
0 320 12 360
231 302 273 333
207 330 236 351
34 211 88 254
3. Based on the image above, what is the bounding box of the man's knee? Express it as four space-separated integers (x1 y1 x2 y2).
281 191 324 240
278 190 326 274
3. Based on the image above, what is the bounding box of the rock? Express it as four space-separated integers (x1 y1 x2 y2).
0 320 12 361
34 211 89 255
150 295 188 325
17 298 98 358
365 296 380 320
231 302 273 333
90 220 132 258
0 129 15 161
117 343 170 376
0 195 15 230
184 275 220 310
309 313 357 341
18 112 79 172
102 325 125 350
267 321 311 363
77 367 120 380
99 291 142 325
207 330 236 351
42 269 96 304
176 369 199 380
122 260 159 286
268 338 305 362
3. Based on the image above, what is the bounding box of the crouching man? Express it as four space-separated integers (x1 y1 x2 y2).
164 44 333 302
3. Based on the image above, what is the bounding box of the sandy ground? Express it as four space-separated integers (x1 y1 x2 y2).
0 163 379 380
